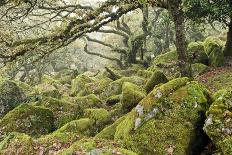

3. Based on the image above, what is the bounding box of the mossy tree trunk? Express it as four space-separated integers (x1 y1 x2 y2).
224 18 232 56
168 0 192 78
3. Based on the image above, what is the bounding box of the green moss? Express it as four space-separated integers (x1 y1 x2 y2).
71 74 94 96
151 50 178 66
192 63 210 77
36 97 81 128
106 95 121 106
147 50 180 79
84 108 110 126
57 138 138 155
0 132 34 155
12 80 33 96
0 104 54 138
95 116 126 140
34 118 94 154
74 94 103 110
204 88 232 151
84 77 113 96
121 82 146 112
34 83 61 99
203 36 224 55
136 70 153 80
53 69 78 85
218 137 232 154
187 41 208 64
114 78 211 154
145 70 168 93
102 76 146 98
208 46 225 67
0 79 26 117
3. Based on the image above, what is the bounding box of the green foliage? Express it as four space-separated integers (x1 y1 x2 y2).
184 0 232 25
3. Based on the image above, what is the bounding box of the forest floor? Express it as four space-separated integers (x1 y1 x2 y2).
197 56 232 93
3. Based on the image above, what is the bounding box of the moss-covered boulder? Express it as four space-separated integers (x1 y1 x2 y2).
137 70 153 80
208 46 225 67
204 89 232 154
0 132 34 155
12 80 33 96
36 97 81 128
106 95 121 106
102 76 146 98
57 138 138 155
95 116 126 140
0 118 94 155
187 42 208 65
203 36 224 55
145 70 168 93
192 63 210 77
74 94 103 109
151 50 178 67
34 83 61 99
121 82 146 112
0 104 54 138
54 69 78 85
84 108 110 126
84 77 113 96
114 78 211 154
148 50 180 79
0 79 26 117
71 74 94 96
35 118 94 154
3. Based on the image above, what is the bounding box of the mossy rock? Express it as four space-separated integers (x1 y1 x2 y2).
36 118 94 154
0 132 34 155
137 70 153 80
151 50 178 67
84 77 113 96
95 116 126 140
54 69 78 85
0 79 26 117
84 108 110 126
71 74 94 96
12 80 33 96
208 46 225 67
0 104 54 138
187 41 209 64
0 119 94 154
203 37 224 55
204 88 232 154
192 63 210 77
57 138 138 155
74 94 103 110
102 76 146 98
106 95 121 106
34 83 61 99
148 50 180 79
145 70 168 93
36 97 81 128
114 78 211 154
121 82 147 112
41 74 62 86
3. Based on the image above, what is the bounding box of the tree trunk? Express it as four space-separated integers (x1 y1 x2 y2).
168 0 192 77
224 18 232 56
